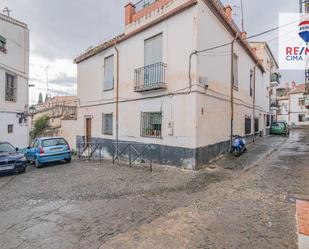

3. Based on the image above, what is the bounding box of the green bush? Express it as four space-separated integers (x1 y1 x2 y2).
32 115 50 138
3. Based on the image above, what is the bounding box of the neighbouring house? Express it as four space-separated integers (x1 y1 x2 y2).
0 13 29 148
73 0 274 170
289 84 309 127
275 83 309 127
29 96 78 145
249 42 280 125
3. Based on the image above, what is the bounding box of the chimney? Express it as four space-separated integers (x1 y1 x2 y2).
125 3 135 25
240 31 247 40
224 5 232 21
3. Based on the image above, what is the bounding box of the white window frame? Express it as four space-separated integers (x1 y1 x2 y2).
102 113 113 135
103 55 114 91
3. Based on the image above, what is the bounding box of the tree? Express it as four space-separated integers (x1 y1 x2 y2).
31 115 49 139
38 92 43 104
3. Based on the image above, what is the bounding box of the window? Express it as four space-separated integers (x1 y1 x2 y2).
299 114 305 122
299 98 305 107
5 73 17 102
254 118 259 133
141 112 162 138
233 53 238 88
144 34 163 87
145 34 162 66
42 138 68 147
266 114 270 127
245 116 251 135
7 124 13 134
0 35 6 53
102 113 113 135
104 55 114 91
250 69 253 97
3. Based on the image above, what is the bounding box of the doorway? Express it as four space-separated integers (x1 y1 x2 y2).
85 118 92 143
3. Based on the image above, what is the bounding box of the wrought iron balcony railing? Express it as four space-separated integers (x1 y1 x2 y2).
134 0 158 12
134 62 167 92
271 73 280 84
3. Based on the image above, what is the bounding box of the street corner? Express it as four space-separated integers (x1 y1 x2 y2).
296 200 309 249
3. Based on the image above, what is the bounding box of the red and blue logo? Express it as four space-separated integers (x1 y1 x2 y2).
284 20 309 62
299 20 309 44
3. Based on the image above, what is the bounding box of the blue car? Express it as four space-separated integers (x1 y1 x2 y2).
0 142 28 174
26 137 71 168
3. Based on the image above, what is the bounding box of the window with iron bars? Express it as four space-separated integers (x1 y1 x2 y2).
245 116 251 135
0 35 6 53
254 118 259 133
5 73 17 102
266 114 270 127
102 113 113 135
141 112 162 138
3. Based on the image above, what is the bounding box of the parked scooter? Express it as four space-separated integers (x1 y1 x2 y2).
232 135 247 157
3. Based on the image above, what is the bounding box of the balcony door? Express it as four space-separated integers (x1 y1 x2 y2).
144 34 162 87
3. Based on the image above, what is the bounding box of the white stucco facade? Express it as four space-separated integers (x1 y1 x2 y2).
0 14 29 148
74 0 273 169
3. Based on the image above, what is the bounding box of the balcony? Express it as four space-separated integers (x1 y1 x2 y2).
134 62 167 92
271 73 281 85
134 0 159 12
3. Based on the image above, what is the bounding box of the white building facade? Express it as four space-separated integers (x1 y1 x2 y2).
0 14 29 148
74 0 272 170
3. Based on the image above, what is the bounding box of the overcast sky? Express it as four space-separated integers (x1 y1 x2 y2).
0 0 302 104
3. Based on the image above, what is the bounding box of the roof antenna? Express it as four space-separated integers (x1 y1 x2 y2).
3 6 12 17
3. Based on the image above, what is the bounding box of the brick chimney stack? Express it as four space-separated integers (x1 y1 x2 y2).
224 5 232 21
125 3 135 25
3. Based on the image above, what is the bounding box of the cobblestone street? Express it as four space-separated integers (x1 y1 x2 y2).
0 130 308 249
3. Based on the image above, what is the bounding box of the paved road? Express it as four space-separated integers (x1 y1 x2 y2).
0 130 308 249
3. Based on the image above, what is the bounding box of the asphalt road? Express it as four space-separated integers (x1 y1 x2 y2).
0 130 308 249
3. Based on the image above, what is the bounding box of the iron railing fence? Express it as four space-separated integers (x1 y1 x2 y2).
112 142 155 171
134 62 167 92
77 142 104 162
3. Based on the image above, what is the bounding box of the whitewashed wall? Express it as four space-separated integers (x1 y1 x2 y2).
0 15 29 148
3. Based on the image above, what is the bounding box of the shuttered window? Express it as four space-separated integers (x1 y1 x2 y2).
102 113 113 135
144 34 162 66
245 117 251 135
5 73 17 102
104 55 114 91
233 53 239 88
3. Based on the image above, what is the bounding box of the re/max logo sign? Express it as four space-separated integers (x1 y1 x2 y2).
285 47 309 61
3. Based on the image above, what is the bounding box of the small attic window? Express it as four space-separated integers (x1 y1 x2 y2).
0 35 7 53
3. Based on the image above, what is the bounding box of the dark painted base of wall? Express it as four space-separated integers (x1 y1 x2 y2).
76 133 264 170
77 136 234 170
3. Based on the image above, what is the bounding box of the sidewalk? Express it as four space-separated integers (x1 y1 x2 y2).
210 135 287 171
297 200 309 249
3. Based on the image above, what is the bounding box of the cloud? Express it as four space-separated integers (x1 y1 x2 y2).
49 72 76 87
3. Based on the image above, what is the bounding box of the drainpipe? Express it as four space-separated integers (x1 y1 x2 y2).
252 63 258 142
230 35 238 152
115 43 120 153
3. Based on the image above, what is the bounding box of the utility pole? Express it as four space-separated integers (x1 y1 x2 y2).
3 6 12 17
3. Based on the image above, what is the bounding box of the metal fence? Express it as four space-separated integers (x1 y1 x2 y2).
112 142 155 172
134 62 167 92
77 142 104 162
